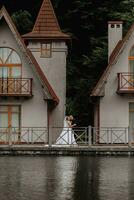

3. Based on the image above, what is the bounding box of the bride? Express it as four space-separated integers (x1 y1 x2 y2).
56 116 77 145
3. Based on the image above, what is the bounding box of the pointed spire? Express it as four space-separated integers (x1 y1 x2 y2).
23 0 70 40
33 0 60 33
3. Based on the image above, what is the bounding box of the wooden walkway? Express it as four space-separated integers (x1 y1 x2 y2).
0 145 133 155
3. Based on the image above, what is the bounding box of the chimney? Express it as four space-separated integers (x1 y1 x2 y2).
108 21 123 60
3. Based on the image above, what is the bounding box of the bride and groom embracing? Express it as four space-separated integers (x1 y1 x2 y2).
56 115 77 145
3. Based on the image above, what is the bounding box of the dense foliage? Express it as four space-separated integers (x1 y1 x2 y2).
1 0 134 125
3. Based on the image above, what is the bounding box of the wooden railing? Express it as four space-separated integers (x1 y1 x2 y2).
0 126 133 146
92 127 128 144
0 127 48 144
54 127 89 145
0 127 89 146
0 78 32 96
117 72 134 94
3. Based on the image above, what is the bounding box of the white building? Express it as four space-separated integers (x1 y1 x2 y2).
0 0 70 144
91 21 134 144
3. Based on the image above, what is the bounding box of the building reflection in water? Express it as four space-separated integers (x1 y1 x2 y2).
98 157 129 200
0 156 132 200
128 157 134 199
73 156 100 200
0 156 78 200
52 156 78 200
0 156 50 199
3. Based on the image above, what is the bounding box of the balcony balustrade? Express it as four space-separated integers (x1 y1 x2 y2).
117 72 134 94
0 78 32 97
0 126 133 146
0 127 88 145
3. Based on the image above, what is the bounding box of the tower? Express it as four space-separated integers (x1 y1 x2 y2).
23 0 70 129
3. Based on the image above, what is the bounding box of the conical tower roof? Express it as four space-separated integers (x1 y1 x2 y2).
23 0 70 40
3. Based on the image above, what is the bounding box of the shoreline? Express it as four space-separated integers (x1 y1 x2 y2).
0 145 133 155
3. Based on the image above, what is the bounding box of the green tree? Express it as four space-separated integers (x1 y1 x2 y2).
12 10 33 34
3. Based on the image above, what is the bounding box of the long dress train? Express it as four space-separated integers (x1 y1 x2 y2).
56 118 77 145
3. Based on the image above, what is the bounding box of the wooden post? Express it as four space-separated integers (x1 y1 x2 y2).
88 126 92 147
128 127 132 148
31 78 33 96
8 126 12 146
117 73 120 91
48 127 52 147
31 128 34 144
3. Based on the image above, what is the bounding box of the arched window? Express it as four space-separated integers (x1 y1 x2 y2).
129 46 134 74
0 47 21 78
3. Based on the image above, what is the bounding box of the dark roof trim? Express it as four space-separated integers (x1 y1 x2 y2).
0 6 59 104
91 22 134 96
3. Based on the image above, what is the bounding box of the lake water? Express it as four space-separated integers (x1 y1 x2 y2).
0 156 134 200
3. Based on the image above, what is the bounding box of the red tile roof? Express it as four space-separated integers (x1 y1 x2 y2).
0 6 59 104
23 0 70 40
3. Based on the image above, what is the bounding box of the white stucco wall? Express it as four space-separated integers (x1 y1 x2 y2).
108 22 123 59
0 19 48 129
100 30 134 128
97 27 134 143
28 40 67 131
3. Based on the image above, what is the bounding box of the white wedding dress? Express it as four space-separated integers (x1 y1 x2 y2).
56 117 77 145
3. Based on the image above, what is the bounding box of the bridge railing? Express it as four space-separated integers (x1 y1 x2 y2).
0 126 132 146
52 127 89 146
92 127 129 145
0 127 89 146
0 127 48 145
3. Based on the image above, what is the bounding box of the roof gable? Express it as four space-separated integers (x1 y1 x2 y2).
91 22 134 96
22 0 70 40
0 6 59 104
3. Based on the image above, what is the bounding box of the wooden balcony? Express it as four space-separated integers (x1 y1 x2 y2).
0 78 32 97
117 73 134 94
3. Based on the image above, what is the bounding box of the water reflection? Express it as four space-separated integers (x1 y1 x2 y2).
0 156 78 200
53 157 77 200
98 157 129 200
0 156 134 200
73 157 100 200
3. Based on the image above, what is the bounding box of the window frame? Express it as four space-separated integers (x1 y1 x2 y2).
40 42 52 58
0 47 22 78
0 105 21 128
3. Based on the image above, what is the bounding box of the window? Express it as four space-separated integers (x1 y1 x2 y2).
0 48 22 94
128 46 134 87
0 105 20 128
0 47 22 78
129 47 134 72
41 43 52 58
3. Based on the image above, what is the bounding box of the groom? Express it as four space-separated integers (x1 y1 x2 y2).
69 115 76 127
